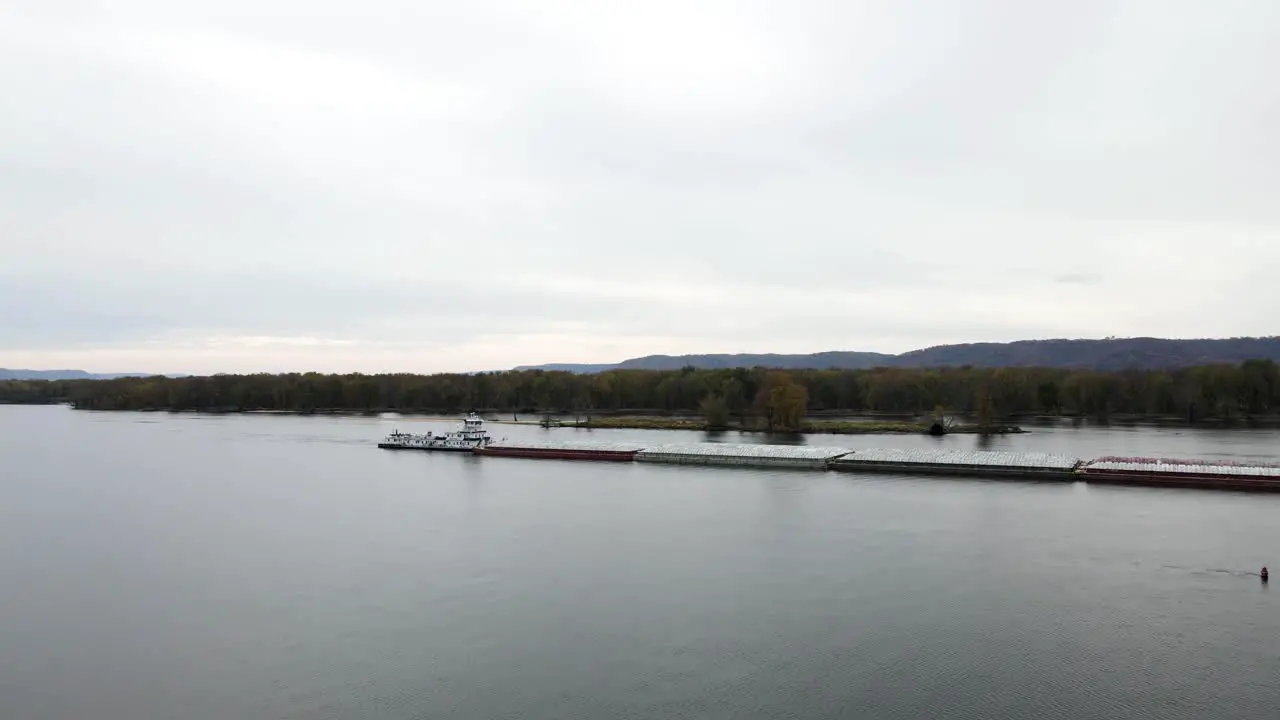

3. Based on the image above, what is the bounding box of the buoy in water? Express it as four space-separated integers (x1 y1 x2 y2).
1262 566 1269 582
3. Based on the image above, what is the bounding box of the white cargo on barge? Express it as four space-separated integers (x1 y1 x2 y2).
636 442 853 469
831 448 1081 480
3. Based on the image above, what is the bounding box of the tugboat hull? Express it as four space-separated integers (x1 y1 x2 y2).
378 443 482 452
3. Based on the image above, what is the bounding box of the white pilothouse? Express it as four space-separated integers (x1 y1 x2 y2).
378 413 492 451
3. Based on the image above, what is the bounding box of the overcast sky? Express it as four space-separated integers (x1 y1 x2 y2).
2 1 1277 374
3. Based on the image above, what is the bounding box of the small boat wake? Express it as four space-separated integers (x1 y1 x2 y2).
1161 564 1268 580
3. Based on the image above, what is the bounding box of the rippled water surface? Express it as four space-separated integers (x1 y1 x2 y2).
2 406 1279 719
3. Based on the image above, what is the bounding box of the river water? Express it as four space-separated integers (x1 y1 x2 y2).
2 405 1279 719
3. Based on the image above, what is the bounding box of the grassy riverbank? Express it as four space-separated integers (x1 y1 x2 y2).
565 417 1024 435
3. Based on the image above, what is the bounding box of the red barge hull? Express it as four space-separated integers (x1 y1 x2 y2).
1078 469 1280 492
472 447 640 462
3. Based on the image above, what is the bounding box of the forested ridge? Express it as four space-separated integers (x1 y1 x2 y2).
520 336 1280 372
3 361 1279 422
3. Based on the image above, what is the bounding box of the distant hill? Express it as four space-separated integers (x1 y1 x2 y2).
616 351 896 371
0 369 181 381
511 362 617 374
515 337 1280 373
890 337 1280 371
514 353 895 373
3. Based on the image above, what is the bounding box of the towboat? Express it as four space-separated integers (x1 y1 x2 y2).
378 413 491 451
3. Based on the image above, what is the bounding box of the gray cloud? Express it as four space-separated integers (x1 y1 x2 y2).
2 1 1278 373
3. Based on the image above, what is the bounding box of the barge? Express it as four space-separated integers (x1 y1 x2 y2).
1077 456 1280 491
831 448 1082 481
473 440 647 462
373 427 1280 493
635 442 853 470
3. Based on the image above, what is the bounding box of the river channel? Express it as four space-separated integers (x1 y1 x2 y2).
2 405 1277 719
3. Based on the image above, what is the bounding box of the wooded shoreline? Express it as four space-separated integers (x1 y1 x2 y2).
1 360 1277 432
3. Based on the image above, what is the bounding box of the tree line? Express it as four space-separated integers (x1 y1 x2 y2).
2 361 1279 423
